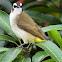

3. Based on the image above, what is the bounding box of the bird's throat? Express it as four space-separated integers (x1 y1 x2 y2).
14 8 22 14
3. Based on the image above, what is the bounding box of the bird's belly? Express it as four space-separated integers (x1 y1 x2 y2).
11 24 35 43
11 25 27 41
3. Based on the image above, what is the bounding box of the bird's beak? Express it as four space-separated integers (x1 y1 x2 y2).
17 6 20 8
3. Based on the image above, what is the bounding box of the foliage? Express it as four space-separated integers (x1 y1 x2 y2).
0 0 62 62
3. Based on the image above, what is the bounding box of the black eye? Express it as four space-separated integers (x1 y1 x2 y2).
14 5 17 8
20 6 22 7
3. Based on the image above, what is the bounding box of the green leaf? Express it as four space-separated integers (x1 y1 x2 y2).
13 57 31 62
0 27 5 47
41 25 62 32
0 34 18 46
48 30 62 49
23 1 44 9
59 14 62 22
0 27 4 34
35 41 62 62
46 0 60 7
28 6 59 13
43 59 55 62
46 2 54 7
51 0 60 6
23 58 31 62
25 10 61 24
0 10 17 40
32 51 49 62
0 41 5 47
0 54 4 57
0 47 9 53
0 48 22 62
13 58 23 62
0 34 15 41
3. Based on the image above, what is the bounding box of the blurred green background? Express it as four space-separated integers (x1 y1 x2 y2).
0 0 62 62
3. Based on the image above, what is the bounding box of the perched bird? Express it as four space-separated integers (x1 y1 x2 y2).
10 3 47 47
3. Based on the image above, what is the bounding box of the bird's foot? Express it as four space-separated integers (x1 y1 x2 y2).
23 43 31 50
16 43 31 50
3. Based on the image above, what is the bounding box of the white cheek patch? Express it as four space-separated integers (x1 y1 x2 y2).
13 3 17 6
20 3 22 6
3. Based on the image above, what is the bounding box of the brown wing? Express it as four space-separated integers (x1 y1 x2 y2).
17 11 47 40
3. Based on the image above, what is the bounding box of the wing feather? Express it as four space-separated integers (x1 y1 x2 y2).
17 11 47 40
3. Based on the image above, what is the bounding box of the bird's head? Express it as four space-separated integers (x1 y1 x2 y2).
13 3 22 8
11 3 23 14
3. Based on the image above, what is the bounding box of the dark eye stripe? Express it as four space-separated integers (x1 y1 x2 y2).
14 5 17 8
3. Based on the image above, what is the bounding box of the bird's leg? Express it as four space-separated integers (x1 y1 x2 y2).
16 43 25 48
16 43 31 50
27 43 31 49
23 43 31 50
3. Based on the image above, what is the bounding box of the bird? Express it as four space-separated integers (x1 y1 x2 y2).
10 3 48 47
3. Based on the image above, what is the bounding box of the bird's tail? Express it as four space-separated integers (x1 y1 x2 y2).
34 37 45 42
